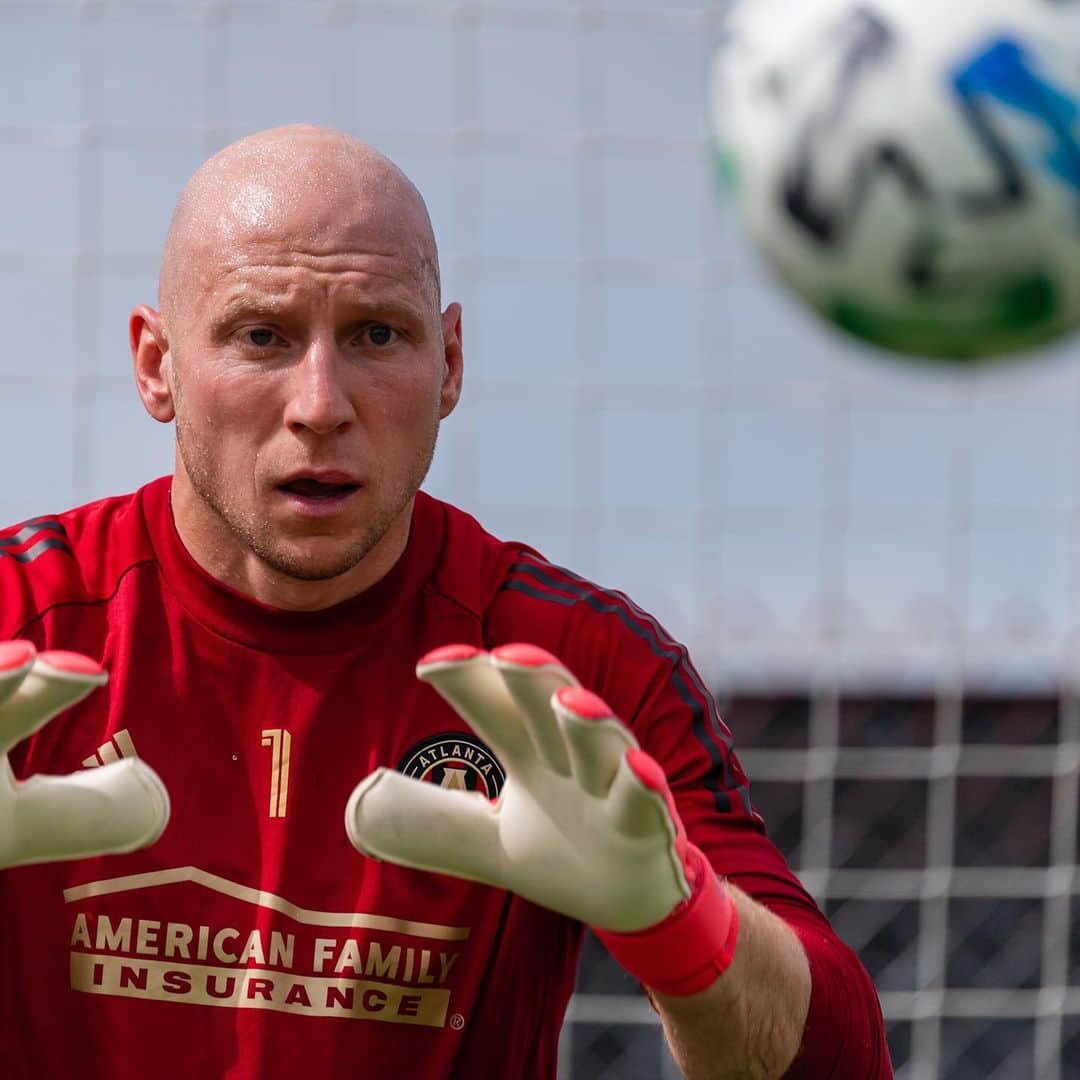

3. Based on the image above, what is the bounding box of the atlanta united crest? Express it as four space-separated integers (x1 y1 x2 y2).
398 733 506 800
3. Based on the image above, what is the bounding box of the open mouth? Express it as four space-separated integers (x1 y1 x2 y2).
277 478 360 501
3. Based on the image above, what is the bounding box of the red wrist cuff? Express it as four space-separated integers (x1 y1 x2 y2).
593 848 739 996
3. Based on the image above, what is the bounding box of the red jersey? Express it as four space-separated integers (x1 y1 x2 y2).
0 478 889 1077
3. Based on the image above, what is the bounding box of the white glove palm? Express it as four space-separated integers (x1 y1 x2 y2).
345 643 692 934
0 640 170 870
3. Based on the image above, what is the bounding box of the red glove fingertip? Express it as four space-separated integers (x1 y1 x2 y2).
491 643 562 668
624 747 668 793
554 685 613 719
625 748 689 849
418 644 483 667
0 640 36 673
36 651 105 678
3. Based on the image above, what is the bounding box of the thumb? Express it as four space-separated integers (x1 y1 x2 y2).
4 758 170 869
345 768 504 886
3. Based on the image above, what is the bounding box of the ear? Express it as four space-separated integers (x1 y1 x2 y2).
439 302 464 420
131 305 175 423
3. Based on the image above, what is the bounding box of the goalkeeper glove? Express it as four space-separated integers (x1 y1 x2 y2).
345 643 738 996
0 640 170 870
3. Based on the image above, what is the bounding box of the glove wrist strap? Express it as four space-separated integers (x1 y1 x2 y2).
593 848 739 996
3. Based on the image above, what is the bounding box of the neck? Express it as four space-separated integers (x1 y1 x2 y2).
169 471 413 613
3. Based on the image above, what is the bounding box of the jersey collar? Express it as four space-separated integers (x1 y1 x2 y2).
140 477 444 654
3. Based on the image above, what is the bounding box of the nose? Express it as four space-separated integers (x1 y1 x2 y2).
282 339 356 436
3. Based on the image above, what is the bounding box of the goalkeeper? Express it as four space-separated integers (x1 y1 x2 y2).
0 125 890 1078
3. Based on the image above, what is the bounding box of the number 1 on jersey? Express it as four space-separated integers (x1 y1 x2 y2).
260 729 292 819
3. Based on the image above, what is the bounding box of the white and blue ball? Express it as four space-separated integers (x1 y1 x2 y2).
711 0 1080 363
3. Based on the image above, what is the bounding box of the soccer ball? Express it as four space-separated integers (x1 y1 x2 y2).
709 0 1080 363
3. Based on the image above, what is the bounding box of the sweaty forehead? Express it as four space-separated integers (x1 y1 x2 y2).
160 129 440 323
220 174 427 252
210 185 433 293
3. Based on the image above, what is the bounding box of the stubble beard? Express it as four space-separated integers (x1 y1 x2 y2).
174 407 440 585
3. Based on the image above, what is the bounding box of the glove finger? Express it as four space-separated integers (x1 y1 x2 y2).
416 646 535 772
0 641 37 710
345 767 503 886
491 644 577 777
607 749 692 902
608 747 681 838
0 651 107 756
4 758 170 869
552 686 638 799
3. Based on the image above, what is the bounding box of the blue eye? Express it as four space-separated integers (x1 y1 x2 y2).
367 324 394 346
248 328 276 347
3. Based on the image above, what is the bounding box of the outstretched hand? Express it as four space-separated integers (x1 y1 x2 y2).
345 643 737 995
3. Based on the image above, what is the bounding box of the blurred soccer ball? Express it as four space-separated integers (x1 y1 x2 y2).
710 0 1080 363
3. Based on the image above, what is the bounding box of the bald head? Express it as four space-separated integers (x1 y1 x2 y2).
158 125 440 331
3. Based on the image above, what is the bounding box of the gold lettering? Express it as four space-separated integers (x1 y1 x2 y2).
119 965 148 990
69 955 451 1026
260 728 292 818
196 925 209 961
312 938 336 974
163 969 191 994
365 941 400 980
238 930 265 966
439 953 459 983
212 928 239 964
334 938 363 976
326 984 354 1010
164 923 193 959
206 974 236 999
417 950 436 985
403 947 415 982
135 920 161 956
96 916 132 953
269 932 294 969
69 913 91 949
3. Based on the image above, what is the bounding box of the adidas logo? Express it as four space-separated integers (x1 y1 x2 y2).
82 730 138 769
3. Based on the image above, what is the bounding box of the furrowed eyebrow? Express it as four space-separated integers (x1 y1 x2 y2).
209 295 428 333
210 295 291 331
346 298 427 329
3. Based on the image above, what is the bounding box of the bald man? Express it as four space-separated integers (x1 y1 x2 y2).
0 126 890 1079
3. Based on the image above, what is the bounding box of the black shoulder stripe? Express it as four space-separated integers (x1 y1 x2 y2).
509 559 687 664
503 557 751 817
0 538 74 564
515 558 732 732
19 516 67 530
0 518 67 549
510 560 717 709
503 579 577 607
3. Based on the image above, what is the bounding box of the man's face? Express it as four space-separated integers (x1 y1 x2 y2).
160 180 460 584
